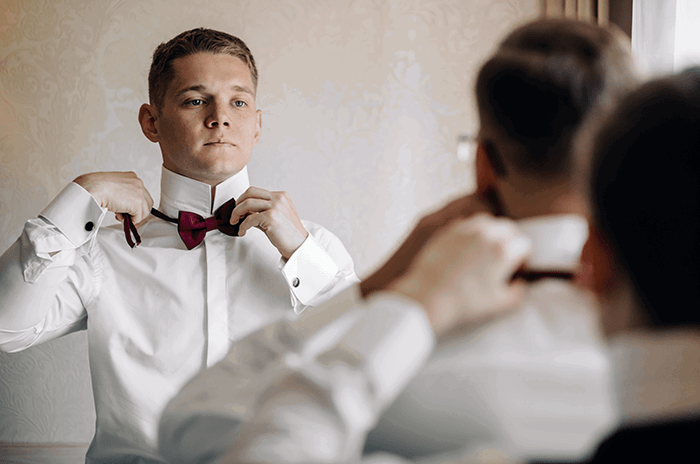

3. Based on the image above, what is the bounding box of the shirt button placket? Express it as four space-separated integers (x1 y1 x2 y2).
204 233 230 367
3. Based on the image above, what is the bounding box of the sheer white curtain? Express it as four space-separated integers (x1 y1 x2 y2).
539 0 608 25
632 0 700 76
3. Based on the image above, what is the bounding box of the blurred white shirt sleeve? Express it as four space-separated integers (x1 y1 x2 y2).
158 285 436 464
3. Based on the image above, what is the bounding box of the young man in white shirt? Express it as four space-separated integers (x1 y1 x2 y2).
157 18 640 464
0 28 356 464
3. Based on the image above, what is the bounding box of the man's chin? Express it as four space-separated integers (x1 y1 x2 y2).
200 166 246 185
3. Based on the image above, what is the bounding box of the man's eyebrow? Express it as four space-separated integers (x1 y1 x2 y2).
175 84 255 99
231 85 256 97
175 85 207 99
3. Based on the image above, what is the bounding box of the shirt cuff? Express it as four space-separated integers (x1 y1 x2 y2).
39 182 107 248
280 234 340 309
287 284 363 340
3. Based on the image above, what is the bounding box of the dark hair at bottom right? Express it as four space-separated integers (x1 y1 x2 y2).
591 67 700 327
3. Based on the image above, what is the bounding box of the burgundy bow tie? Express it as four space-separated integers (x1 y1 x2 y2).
122 198 241 250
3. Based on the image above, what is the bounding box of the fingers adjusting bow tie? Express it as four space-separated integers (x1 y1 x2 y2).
123 198 241 250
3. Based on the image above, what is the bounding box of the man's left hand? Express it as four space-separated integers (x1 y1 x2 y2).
387 214 530 337
230 187 309 259
360 193 494 298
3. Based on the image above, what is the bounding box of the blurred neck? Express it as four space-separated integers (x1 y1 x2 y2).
493 175 587 220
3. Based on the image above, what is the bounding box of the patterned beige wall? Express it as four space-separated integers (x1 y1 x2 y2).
0 0 536 443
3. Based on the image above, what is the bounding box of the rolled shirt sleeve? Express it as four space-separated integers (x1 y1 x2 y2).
0 182 102 351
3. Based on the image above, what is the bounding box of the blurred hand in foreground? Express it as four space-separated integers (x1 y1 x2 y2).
360 193 495 298
387 213 531 337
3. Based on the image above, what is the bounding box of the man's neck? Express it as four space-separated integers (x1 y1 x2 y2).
494 177 586 220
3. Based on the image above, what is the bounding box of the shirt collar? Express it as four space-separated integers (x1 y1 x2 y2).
516 214 589 272
158 166 250 218
610 330 700 424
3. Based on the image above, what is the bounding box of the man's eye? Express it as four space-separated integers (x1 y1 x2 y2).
233 100 246 108
185 99 204 106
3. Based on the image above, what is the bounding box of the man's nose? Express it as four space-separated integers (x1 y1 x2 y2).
205 101 230 128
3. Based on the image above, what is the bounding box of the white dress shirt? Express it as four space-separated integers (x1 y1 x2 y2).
365 217 618 462
609 329 700 426
157 214 617 464
365 285 616 462
0 166 357 464
158 286 435 464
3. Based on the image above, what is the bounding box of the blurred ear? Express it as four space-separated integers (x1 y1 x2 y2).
139 103 159 143
476 141 498 199
252 109 262 146
579 223 616 295
581 222 648 336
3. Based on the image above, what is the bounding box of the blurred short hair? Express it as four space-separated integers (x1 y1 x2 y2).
591 68 700 327
148 28 258 110
475 18 638 178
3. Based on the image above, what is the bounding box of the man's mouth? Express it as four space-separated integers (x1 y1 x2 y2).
205 141 234 146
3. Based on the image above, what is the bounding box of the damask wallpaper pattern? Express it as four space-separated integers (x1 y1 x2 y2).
0 0 536 443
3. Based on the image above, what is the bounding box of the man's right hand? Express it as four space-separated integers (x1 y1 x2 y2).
387 214 531 337
73 172 154 226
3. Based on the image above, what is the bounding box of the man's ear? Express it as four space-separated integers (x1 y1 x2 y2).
253 109 262 146
139 103 159 143
580 222 645 336
579 223 617 295
476 141 499 199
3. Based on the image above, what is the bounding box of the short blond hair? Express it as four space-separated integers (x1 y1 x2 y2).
148 28 258 110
